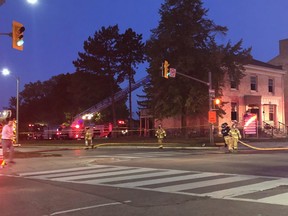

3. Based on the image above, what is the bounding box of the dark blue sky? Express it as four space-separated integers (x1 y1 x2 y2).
1 0 288 116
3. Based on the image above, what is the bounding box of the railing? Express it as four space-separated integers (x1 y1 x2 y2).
262 121 287 138
278 121 287 134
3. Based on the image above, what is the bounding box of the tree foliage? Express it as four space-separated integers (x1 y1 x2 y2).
17 72 128 129
117 28 145 127
73 25 145 126
143 0 252 127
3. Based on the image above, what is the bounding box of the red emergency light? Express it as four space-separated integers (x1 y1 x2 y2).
118 120 125 125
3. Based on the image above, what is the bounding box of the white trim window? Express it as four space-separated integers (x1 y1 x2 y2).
268 78 274 93
250 76 257 91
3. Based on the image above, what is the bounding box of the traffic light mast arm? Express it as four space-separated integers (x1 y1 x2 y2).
175 71 210 86
0 32 12 37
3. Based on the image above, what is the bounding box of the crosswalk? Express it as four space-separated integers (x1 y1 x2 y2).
83 151 194 159
19 165 288 206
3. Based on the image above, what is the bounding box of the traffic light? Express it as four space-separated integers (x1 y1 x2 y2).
162 60 169 79
12 21 25 51
214 98 221 105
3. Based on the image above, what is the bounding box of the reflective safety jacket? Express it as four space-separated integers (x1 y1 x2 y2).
155 128 166 139
85 128 93 140
228 128 242 139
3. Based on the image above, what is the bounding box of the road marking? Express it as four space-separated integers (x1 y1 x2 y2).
20 165 110 177
114 172 221 188
202 178 288 199
87 151 192 159
258 192 288 205
82 169 190 184
29 166 137 180
48 200 131 215
51 167 156 182
154 175 256 193
19 165 288 207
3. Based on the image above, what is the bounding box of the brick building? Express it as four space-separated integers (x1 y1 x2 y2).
140 59 286 137
268 39 288 125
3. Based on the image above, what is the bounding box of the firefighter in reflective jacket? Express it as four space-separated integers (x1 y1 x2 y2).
221 122 231 150
228 121 242 152
155 124 166 149
84 127 94 149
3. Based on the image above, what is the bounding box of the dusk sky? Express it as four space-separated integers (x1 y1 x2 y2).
1 0 288 117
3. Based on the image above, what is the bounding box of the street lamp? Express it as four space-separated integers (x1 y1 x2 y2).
27 0 38 4
1 68 20 144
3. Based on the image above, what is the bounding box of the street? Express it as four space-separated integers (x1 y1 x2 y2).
2 146 288 215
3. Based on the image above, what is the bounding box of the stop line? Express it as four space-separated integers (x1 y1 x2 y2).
18 165 288 206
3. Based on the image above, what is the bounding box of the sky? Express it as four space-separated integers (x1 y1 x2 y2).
1 0 288 118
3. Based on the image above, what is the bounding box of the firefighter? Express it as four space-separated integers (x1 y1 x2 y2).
221 122 231 151
155 124 166 149
228 121 242 153
84 126 94 149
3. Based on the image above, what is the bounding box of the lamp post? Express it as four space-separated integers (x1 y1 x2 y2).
1 68 20 144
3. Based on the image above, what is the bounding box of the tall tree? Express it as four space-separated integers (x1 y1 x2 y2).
17 72 128 129
144 0 252 135
73 25 122 126
117 28 145 129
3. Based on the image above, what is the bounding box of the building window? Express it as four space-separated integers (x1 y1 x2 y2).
250 76 257 91
231 102 237 121
268 78 274 93
269 104 274 121
230 77 237 89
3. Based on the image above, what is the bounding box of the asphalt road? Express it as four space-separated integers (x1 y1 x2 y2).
2 147 288 216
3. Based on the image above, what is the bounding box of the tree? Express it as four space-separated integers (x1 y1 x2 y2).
117 28 145 129
143 0 252 135
17 72 128 129
73 25 145 128
73 25 122 126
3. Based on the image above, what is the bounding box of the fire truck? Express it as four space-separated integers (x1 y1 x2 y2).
67 119 127 140
27 123 46 140
64 76 149 139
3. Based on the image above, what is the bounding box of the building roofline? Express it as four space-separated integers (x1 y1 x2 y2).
249 59 283 70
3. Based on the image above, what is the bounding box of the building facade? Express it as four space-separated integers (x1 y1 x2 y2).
140 59 286 137
268 38 288 125
219 59 285 134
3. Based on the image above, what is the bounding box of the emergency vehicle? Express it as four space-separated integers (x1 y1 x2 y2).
51 76 148 140
27 123 46 140
67 119 127 140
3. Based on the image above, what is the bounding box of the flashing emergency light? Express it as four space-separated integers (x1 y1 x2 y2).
118 120 125 125
82 113 93 120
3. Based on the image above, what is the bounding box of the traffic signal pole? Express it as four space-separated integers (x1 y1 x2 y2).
175 71 214 145
208 72 214 145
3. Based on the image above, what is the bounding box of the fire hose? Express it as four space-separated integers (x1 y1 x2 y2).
239 140 288 151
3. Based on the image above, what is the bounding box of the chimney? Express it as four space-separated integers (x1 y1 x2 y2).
279 39 288 56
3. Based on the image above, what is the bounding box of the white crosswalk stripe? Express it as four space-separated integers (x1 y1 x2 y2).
19 165 288 206
88 151 193 159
